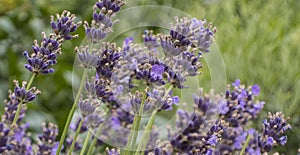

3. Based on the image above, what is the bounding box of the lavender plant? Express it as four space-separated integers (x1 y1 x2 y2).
0 0 292 155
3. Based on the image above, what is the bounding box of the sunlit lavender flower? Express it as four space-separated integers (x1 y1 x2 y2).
23 33 61 74
50 10 81 40
24 11 80 75
37 123 59 155
96 0 125 13
238 113 291 154
169 92 223 154
84 0 125 43
158 17 213 89
134 63 166 86
161 17 216 57
220 81 265 126
261 112 291 145
97 42 121 79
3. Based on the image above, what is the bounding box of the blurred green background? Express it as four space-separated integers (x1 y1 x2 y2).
0 0 299 154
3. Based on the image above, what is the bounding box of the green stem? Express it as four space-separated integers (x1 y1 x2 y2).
87 125 102 155
130 89 147 149
11 73 36 127
124 88 148 155
135 110 157 155
26 73 36 90
56 69 87 155
80 131 92 155
11 101 23 127
240 134 251 155
134 85 173 155
123 116 137 155
68 118 83 155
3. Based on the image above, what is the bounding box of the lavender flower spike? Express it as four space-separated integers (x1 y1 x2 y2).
75 46 100 69
37 123 59 155
51 10 82 40
13 80 40 103
84 0 125 43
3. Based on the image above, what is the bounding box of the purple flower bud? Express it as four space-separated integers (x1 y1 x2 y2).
252 84 260 96
78 99 96 117
172 96 180 105
50 10 81 40
232 79 241 87
150 64 164 80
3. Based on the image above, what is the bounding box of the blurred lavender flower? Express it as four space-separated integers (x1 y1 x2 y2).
69 118 88 134
85 114 104 129
37 123 59 155
0 123 10 153
2 91 25 125
76 46 100 69
65 138 82 153
232 79 241 87
78 99 97 118
106 147 120 155
0 124 33 155
143 30 159 50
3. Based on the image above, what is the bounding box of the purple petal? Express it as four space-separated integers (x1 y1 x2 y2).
252 84 260 96
232 79 240 87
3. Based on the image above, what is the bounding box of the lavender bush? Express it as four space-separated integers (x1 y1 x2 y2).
0 0 293 155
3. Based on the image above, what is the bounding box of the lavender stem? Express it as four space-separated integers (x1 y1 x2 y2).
240 134 252 155
68 118 83 155
56 69 88 155
80 130 92 155
11 73 36 127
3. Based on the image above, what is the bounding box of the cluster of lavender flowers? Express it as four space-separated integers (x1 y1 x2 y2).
0 0 292 155
0 8 80 154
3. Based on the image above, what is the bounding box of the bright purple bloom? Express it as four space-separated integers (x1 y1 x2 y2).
232 79 240 87
252 84 260 96
50 10 81 40
150 64 165 81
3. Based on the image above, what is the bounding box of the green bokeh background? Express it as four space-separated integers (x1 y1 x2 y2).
0 0 299 154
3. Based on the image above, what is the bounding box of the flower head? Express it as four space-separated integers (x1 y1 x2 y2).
50 10 81 40
37 123 59 155
13 80 40 103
